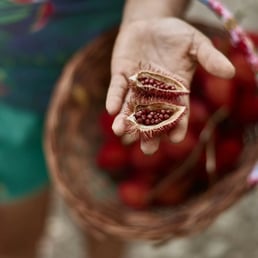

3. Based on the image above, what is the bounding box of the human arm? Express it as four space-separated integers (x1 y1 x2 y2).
107 0 191 115
120 0 190 25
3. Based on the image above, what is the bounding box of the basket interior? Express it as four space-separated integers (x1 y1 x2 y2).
46 24 258 240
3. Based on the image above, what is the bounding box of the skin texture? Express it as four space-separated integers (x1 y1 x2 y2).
120 0 191 24
0 189 50 258
85 233 126 258
106 17 235 155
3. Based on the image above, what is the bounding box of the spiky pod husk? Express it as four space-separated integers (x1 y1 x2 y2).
129 66 190 103
124 93 186 141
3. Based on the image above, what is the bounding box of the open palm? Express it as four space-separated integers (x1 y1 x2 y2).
106 18 235 154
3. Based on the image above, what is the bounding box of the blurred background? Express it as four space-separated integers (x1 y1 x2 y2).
39 1 258 258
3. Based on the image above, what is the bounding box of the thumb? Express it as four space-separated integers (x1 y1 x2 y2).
192 32 235 79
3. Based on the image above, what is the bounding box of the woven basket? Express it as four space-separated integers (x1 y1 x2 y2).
44 23 258 242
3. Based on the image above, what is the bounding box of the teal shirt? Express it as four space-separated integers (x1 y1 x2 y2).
0 0 124 112
0 0 124 203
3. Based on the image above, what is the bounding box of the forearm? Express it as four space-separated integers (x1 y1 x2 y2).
121 0 191 25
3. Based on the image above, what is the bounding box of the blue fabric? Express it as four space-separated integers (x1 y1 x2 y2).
0 0 124 112
0 0 124 202
0 102 49 203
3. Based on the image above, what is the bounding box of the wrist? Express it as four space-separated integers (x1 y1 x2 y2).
121 0 190 26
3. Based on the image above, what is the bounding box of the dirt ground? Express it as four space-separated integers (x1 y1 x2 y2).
39 189 258 258
40 1 258 258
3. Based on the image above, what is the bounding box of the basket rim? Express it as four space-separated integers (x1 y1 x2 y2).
44 22 258 242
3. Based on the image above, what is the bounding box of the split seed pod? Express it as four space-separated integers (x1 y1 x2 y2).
129 69 190 101
125 66 189 141
125 100 186 141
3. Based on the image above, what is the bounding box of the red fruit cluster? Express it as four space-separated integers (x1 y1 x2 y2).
193 35 258 123
95 33 258 210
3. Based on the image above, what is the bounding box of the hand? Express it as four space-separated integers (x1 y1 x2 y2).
106 18 235 154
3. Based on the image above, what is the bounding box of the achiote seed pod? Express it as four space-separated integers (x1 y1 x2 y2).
125 100 186 140
125 66 189 140
129 69 190 101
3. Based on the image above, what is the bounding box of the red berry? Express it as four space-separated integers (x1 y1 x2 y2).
191 65 207 96
164 130 198 161
215 136 243 175
96 139 129 174
189 98 210 134
133 168 159 185
234 93 258 124
154 176 192 206
202 75 236 111
118 179 151 209
230 52 256 91
99 110 116 138
129 141 165 170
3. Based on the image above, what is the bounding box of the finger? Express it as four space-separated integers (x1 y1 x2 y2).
122 133 139 145
192 32 235 79
169 110 189 143
106 74 128 115
140 137 160 155
112 112 127 136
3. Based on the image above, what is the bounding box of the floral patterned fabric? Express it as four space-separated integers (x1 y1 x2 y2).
0 0 124 202
0 0 123 112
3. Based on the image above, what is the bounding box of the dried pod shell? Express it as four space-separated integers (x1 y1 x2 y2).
129 70 190 100
126 101 186 141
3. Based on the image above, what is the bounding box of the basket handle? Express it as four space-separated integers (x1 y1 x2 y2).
198 0 258 85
